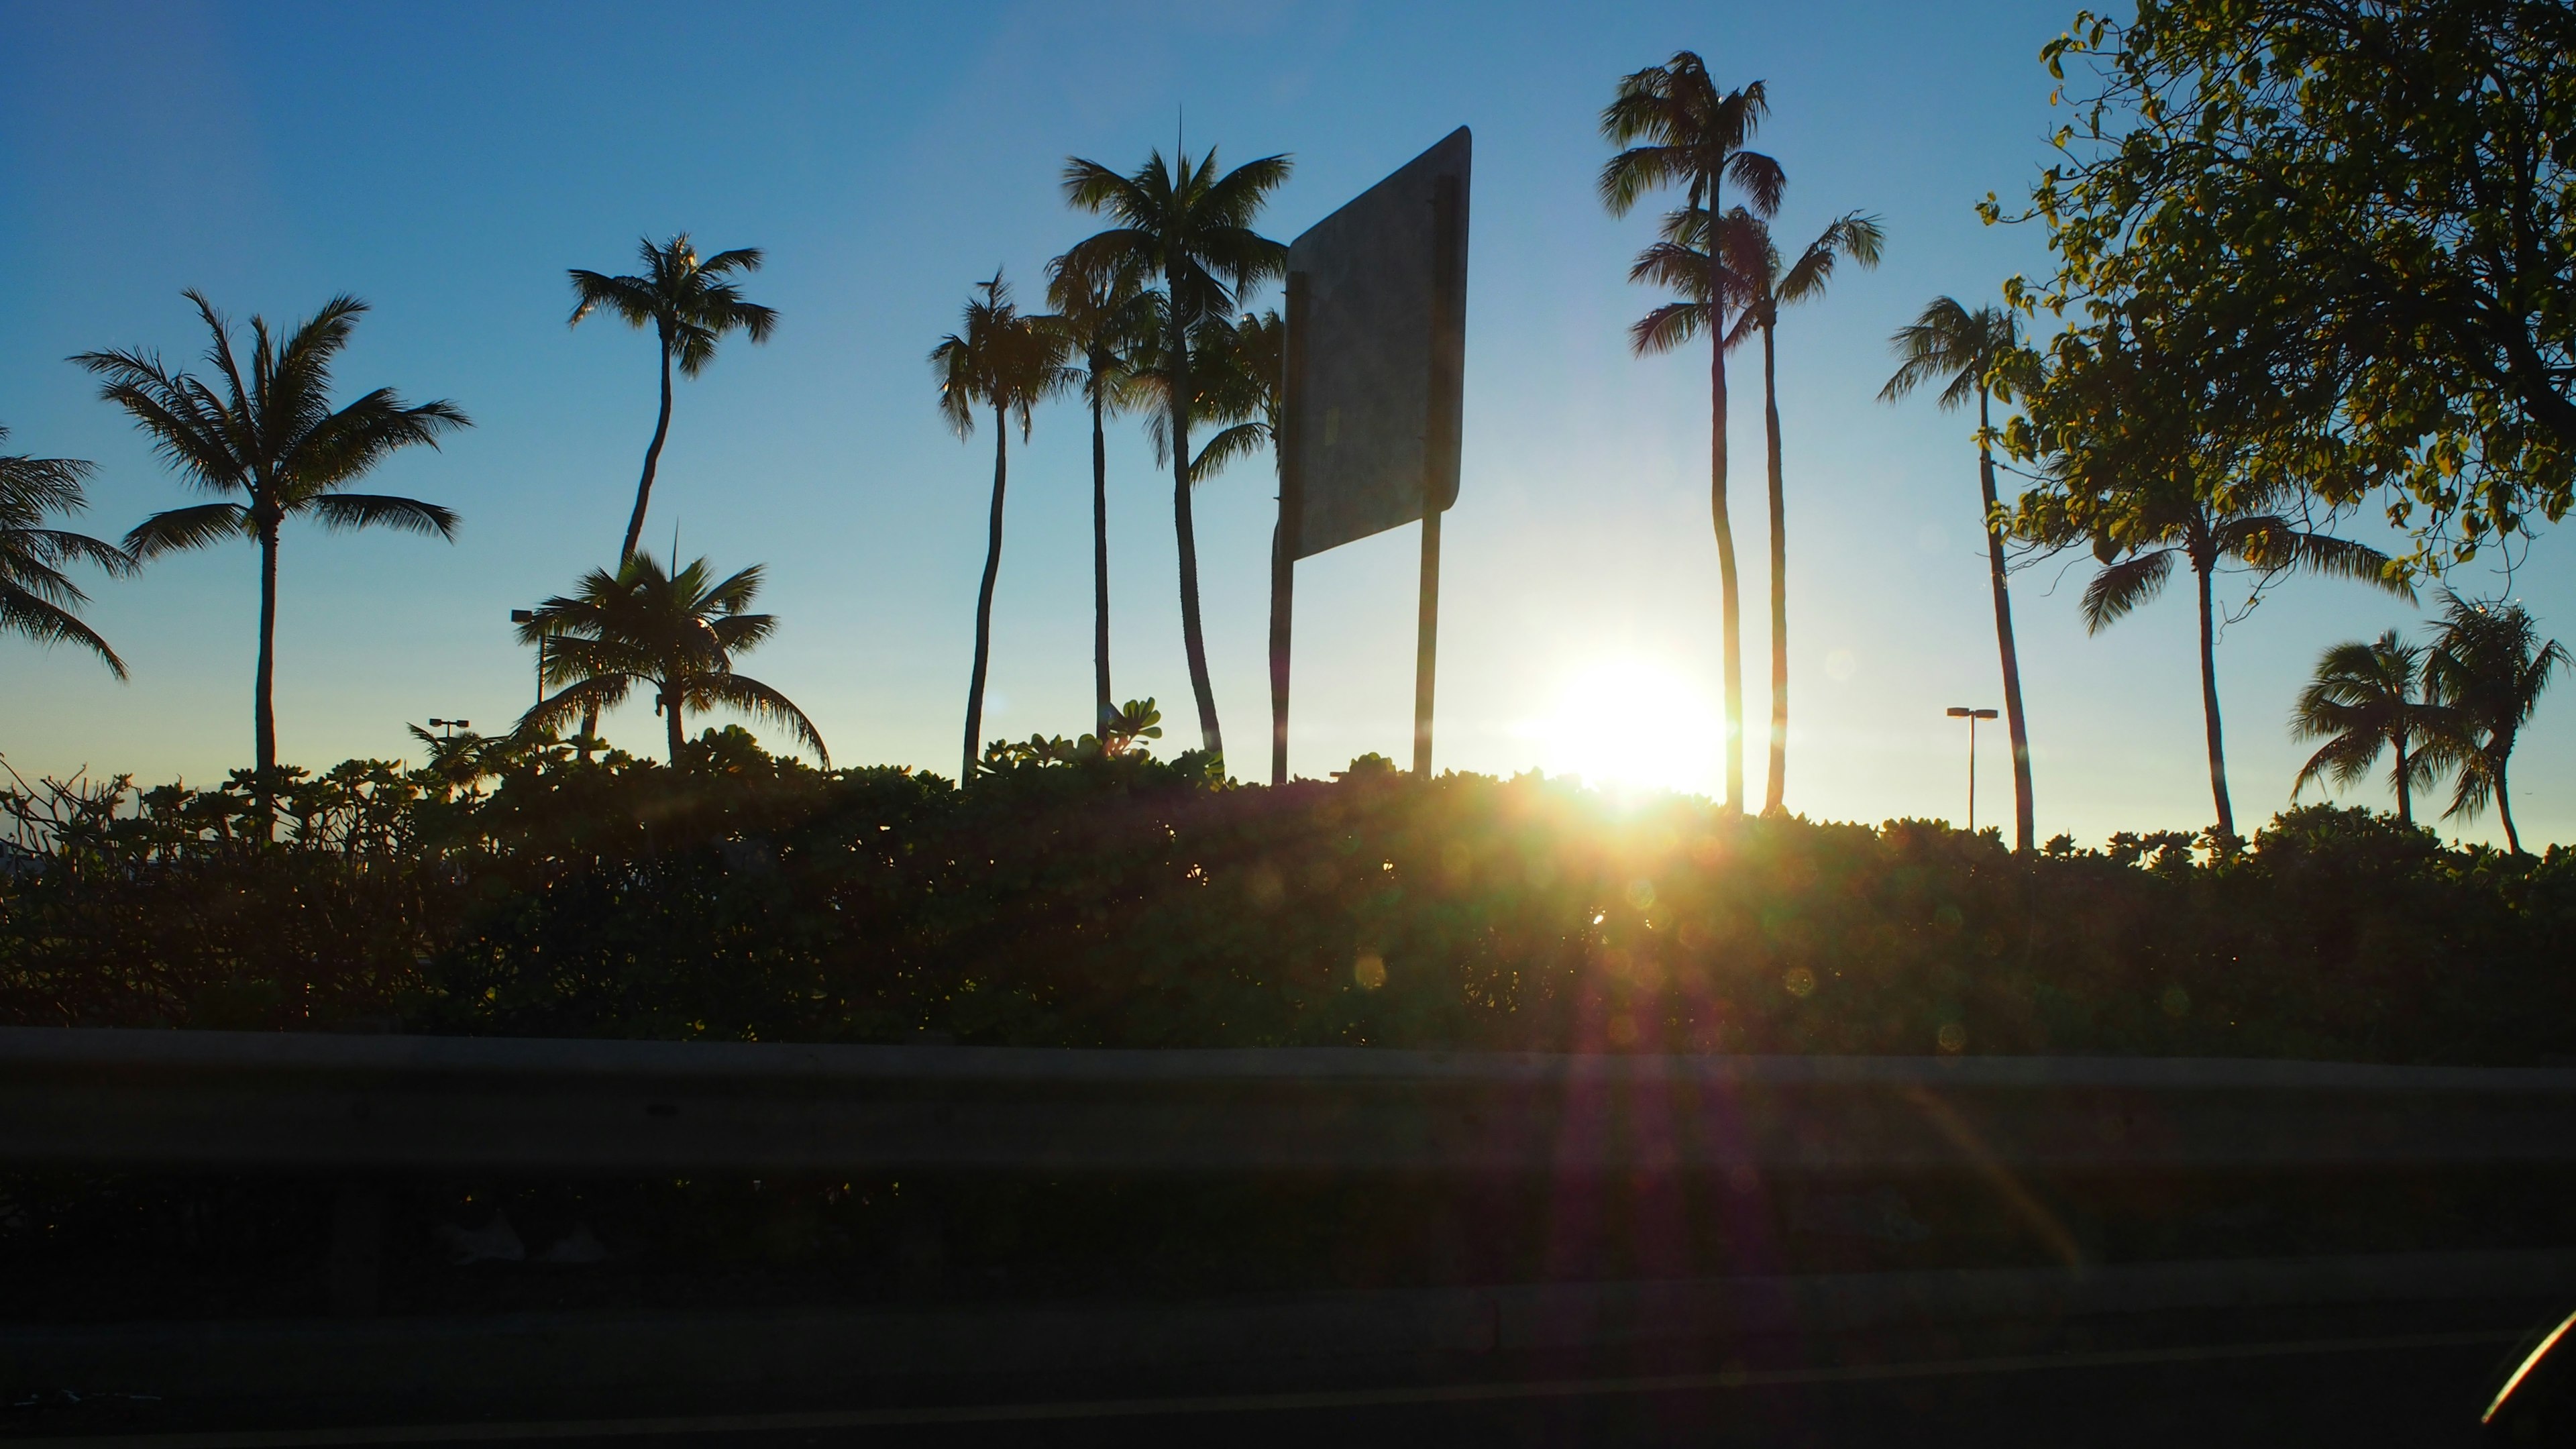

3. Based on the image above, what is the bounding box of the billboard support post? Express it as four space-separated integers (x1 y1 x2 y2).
1272 272 1310 788
1413 174 1463 779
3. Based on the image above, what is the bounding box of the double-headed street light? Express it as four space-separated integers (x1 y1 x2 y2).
1946 706 2000 834
427 717 471 741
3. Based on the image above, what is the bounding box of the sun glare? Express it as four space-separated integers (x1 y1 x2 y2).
1529 656 1723 800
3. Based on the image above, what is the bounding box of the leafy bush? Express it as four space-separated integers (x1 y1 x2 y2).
4 731 2571 1062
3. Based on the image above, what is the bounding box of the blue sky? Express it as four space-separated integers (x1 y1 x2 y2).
3 0 2568 847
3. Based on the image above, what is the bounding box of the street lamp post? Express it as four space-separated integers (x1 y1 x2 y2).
1946 706 2000 834
510 608 544 710
427 717 471 741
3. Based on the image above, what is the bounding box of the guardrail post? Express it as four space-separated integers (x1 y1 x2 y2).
329 1181 386 1318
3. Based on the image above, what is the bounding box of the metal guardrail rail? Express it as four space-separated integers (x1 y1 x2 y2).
5 1026 2576 1175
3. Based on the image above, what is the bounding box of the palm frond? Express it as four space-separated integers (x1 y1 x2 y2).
0 582 127 678
301 492 460 538
123 503 251 558
2080 547 2176 633
680 672 829 765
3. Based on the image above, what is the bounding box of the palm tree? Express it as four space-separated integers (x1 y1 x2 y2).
1601 54 1784 817
932 270 1074 782
1044 254 1157 734
1880 299 2038 851
2424 592 2568 854
568 235 777 563
1 425 133 678
2075 480 2410 839
76 292 468 777
515 553 824 767
1062 145 1293 762
1635 207 1882 815
2289 631 2440 825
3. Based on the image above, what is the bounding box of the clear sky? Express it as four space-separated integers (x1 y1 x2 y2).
3 0 2568 848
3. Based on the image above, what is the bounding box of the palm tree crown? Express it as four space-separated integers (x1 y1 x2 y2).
2290 630 2439 824
2424 591 2569 853
568 235 777 562
0 425 133 678
932 270 1075 782
75 292 467 777
516 553 824 767
1063 144 1293 761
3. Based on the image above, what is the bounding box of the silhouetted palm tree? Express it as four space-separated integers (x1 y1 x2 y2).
76 292 467 777
1044 254 1157 733
2425 592 2568 853
1063 146 1293 763
568 235 777 562
2076 481 2409 839
1880 299 2037 851
2290 630 2440 825
0 425 133 678
932 270 1074 782
1637 207 1882 815
1187 308 1284 481
515 553 824 766
1602 54 1784 817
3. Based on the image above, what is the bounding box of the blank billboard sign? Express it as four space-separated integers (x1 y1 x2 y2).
1282 127 1470 560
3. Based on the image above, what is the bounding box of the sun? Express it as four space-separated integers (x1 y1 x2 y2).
1529 655 1723 799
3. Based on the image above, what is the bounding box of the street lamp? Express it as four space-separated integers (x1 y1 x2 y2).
427 717 472 741
510 608 544 709
1945 706 2000 834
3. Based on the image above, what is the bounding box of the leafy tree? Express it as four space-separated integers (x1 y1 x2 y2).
1879 299 2038 851
2006 0 2576 574
2424 592 2568 854
567 235 777 562
0 425 132 678
931 270 1074 782
1601 54 1784 816
515 553 824 767
2289 631 2440 825
1063 145 1293 763
76 292 467 778
1635 207 1882 815
1044 255 1158 733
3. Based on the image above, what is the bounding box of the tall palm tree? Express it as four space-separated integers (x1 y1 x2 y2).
2075 480 2410 839
1601 55 1784 817
515 553 824 767
1063 146 1293 763
1635 207 1882 815
1044 254 1157 734
932 270 1074 782
76 292 468 777
568 235 777 562
2425 592 2568 854
1 425 133 678
1880 299 2038 851
2290 631 2440 825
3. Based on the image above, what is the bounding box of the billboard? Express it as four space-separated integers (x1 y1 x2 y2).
1281 127 1470 559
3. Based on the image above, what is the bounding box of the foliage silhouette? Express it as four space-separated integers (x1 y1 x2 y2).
1880 298 2039 852
932 270 1075 781
2424 592 2569 854
1063 144 1293 762
1603 54 1784 818
514 553 825 767
0 425 133 678
75 293 467 784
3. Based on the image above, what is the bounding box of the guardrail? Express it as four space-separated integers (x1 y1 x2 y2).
6 1026 2576 1173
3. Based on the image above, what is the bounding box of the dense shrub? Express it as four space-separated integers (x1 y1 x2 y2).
3 729 2571 1062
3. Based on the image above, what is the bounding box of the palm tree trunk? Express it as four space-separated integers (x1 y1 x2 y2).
1977 390 2035 853
2394 734 2412 826
1091 378 1113 733
963 407 1008 781
1169 306 1222 759
1704 174 1743 816
621 339 678 562
2493 745 2521 853
1761 319 1787 816
2195 555 2235 839
254 523 280 782
664 684 685 764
